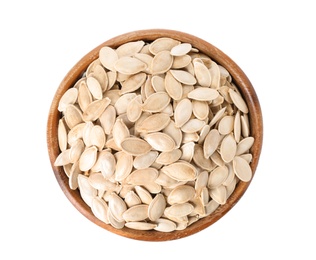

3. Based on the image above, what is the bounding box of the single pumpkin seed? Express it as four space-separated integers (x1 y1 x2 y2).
133 151 158 169
154 218 177 232
82 97 111 122
229 88 249 113
119 72 146 95
220 134 237 163
181 119 206 133
125 221 157 231
156 149 182 165
124 191 141 208
126 95 142 123
148 193 166 221
114 56 147 75
208 165 229 189
116 40 145 58
218 115 234 135
64 104 83 129
164 71 183 100
209 61 221 89
134 186 153 204
209 185 227 205
161 161 197 182
192 100 209 121
174 98 192 128
121 137 152 156
188 87 219 101
170 43 192 56
69 139 85 163
58 118 68 152
90 64 108 92
122 204 149 222
86 76 103 100
90 125 106 151
99 46 118 71
142 92 170 112
58 88 78 112
151 50 173 75
79 146 98 172
165 203 194 218
167 185 196 205
172 55 191 69
112 119 130 149
236 136 255 155
170 69 197 85
193 60 211 87
163 120 182 149
144 132 175 152
91 197 110 224
234 110 241 142
99 151 116 179
68 161 81 190
233 156 252 182
126 168 158 185
99 104 116 135
136 113 170 133
114 151 133 181
151 75 166 92
108 192 127 222
193 145 215 171
78 81 92 112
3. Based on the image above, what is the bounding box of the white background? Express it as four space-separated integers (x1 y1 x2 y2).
1 0 315 259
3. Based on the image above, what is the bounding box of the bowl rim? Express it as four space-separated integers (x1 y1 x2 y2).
47 28 263 241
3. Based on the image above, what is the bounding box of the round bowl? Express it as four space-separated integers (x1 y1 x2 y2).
47 29 263 241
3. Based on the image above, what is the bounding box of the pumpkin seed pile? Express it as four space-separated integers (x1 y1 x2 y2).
54 37 254 232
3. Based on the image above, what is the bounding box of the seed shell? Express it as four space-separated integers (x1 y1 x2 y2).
170 69 197 85
125 222 157 231
188 87 219 101
164 71 183 100
99 46 118 71
233 156 252 182
154 218 177 232
229 89 249 113
148 194 166 221
137 113 170 133
165 203 194 217
144 132 175 152
167 185 196 205
82 97 111 122
162 161 197 182
151 50 173 75
142 92 170 112
114 57 147 75
170 43 192 56
91 197 110 224
122 204 149 222
174 98 192 128
133 151 159 169
220 134 237 163
58 88 78 112
193 61 211 87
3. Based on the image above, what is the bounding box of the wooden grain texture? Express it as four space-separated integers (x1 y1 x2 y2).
47 29 263 241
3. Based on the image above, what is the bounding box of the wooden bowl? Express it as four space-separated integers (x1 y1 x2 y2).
47 29 263 241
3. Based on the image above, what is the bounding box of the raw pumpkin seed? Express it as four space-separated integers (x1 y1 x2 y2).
54 37 255 232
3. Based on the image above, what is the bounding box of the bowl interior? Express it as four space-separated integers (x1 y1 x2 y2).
47 29 263 241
